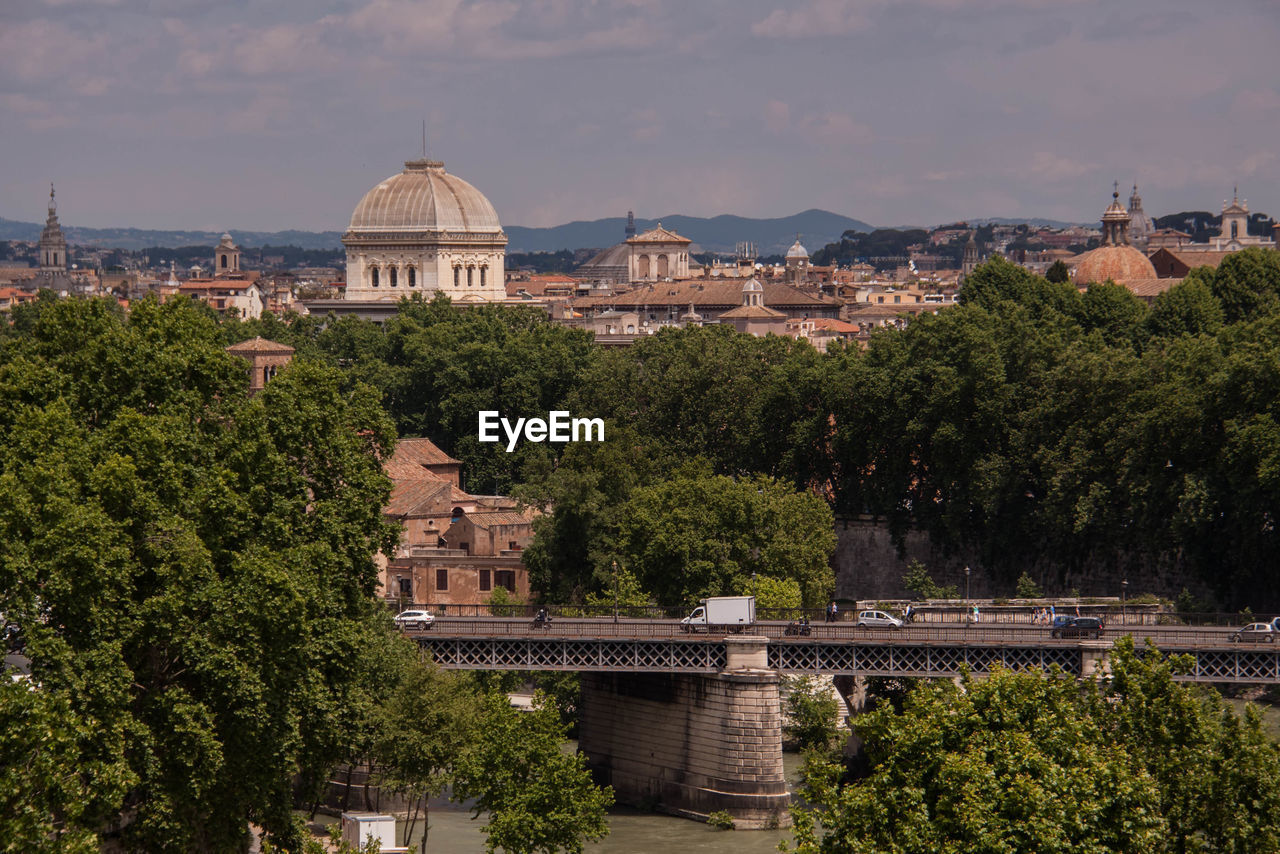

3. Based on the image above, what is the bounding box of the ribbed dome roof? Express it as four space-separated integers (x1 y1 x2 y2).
786 239 809 259
348 159 502 233
1071 245 1156 284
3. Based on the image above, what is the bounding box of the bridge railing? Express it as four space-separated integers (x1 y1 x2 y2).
411 617 1258 649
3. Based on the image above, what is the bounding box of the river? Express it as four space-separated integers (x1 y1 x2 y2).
318 752 804 853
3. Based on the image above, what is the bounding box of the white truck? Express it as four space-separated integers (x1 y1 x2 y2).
680 596 756 633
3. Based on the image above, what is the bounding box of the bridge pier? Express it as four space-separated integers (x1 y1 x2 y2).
578 636 790 829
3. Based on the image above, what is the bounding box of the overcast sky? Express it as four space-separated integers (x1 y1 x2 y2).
2 0 1278 234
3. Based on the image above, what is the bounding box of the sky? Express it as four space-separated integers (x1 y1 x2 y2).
2 0 1278 234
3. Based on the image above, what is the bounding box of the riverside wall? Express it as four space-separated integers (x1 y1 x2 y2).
832 515 1212 603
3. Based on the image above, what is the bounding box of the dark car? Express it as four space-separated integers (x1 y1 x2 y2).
1050 616 1105 639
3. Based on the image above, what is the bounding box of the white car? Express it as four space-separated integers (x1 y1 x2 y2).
856 609 903 629
393 609 435 631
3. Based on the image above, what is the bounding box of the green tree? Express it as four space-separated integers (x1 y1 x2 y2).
1209 247 1280 324
1045 259 1070 283
784 677 842 753
0 296 401 852
900 560 957 600
611 469 835 607
451 693 612 854
1143 276 1223 340
1014 571 1042 598
786 666 1165 853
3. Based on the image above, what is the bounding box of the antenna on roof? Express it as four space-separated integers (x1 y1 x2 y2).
421 119 427 159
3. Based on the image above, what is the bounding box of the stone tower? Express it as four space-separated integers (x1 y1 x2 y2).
214 233 241 276
39 184 68 274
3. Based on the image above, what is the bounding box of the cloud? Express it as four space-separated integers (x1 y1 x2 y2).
764 100 791 133
752 0 877 38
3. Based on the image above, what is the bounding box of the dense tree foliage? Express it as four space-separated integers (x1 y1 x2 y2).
215 249 1280 606
452 692 612 854
788 639 1280 853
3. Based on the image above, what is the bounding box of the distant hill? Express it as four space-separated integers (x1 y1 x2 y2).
0 218 343 251
1 210 872 257
505 209 874 255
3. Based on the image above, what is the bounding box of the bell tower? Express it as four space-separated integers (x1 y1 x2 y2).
39 183 68 274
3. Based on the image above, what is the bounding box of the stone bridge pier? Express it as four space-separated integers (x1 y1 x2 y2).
577 636 790 829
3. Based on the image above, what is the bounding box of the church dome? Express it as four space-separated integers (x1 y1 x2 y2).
1072 185 1156 284
786 238 809 259
348 159 503 233
1071 246 1156 284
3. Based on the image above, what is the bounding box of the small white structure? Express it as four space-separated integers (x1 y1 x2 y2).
340 812 408 853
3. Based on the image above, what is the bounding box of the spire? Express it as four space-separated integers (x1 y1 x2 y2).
48 182 57 217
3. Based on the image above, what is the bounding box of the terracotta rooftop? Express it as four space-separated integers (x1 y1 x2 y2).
386 478 472 518
390 437 462 470
225 336 295 355
457 509 538 528
1124 278 1181 299
576 279 836 311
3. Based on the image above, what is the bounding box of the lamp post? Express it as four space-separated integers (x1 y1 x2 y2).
964 566 971 603
1121 578 1128 625
612 560 619 624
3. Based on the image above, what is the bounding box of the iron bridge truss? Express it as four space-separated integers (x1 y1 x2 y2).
420 636 1280 683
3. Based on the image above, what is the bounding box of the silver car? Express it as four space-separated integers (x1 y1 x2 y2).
1231 622 1275 643
393 609 435 631
855 609 903 629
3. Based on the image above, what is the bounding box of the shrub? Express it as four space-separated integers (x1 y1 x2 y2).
707 810 736 830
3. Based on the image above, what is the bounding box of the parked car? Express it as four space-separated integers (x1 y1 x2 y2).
393 609 435 631
1231 622 1275 643
855 610 903 629
1050 616 1105 639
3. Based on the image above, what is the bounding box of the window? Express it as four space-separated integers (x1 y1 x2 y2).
408 267 416 287
390 267 398 287
893 295 900 303
459 542 470 555
480 266 486 287
467 267 473 287
221 254 228 269
454 266 461 287
877 295 884 303
479 569 491 592
398 577 412 596
435 569 449 591
495 570 516 593
371 267 380 288
508 540 520 551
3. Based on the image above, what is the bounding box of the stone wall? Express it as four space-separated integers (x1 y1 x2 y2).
578 671 790 829
832 515 1213 604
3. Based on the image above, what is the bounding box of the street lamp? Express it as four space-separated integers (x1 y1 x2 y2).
964 566 971 603
612 560 619 624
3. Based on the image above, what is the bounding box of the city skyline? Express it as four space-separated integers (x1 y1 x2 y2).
2 0 1278 233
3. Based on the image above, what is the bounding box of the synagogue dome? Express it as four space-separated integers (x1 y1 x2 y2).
348 159 502 233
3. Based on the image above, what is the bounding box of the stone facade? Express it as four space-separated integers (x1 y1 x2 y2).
579 664 790 829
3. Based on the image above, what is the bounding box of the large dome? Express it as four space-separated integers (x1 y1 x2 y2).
1071 245 1156 284
348 159 502 233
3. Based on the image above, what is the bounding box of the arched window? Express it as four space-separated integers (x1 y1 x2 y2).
408 267 416 287
1232 221 1239 239
390 267 398 287
657 254 669 277
371 267 380 288
638 256 650 278
221 254 228 269
480 266 487 287
454 266 461 288
467 267 474 287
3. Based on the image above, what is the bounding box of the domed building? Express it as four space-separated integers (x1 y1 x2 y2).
1127 184 1153 248
342 158 507 302
1071 186 1156 286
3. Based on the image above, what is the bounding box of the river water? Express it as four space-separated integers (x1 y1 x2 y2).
322 752 803 853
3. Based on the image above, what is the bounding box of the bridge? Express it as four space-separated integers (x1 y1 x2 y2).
412 618 1276 828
